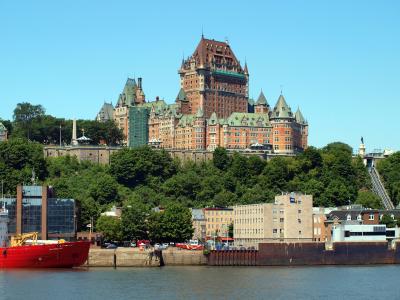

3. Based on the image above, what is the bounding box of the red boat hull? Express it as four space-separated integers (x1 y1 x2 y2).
0 241 90 268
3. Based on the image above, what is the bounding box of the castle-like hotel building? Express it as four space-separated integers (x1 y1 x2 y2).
96 36 308 154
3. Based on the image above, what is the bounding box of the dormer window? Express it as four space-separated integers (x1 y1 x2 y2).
357 214 362 221
347 214 351 221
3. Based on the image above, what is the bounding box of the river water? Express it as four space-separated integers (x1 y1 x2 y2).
1 265 399 299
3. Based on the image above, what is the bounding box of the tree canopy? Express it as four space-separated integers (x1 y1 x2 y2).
377 152 400 206
8 102 123 145
1 133 385 240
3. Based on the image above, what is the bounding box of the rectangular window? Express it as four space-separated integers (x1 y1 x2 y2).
280 218 284 223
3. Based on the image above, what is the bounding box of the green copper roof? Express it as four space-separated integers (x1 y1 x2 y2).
208 112 218 125
196 107 204 118
125 78 137 88
256 91 268 106
248 98 255 106
176 88 188 101
212 70 246 79
140 99 167 109
271 94 293 119
207 112 271 127
178 114 196 127
295 108 307 124
117 78 138 107
226 112 271 127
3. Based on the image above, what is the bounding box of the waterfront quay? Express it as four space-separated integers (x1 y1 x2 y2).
87 241 400 267
86 248 206 267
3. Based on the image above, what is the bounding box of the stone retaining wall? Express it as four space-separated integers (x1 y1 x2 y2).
161 248 207 265
86 248 160 267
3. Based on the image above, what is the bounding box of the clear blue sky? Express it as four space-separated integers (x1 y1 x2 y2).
1 1 399 152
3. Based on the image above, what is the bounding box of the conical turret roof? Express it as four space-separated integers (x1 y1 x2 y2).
256 91 268 106
208 112 218 125
272 94 293 119
176 88 188 102
295 107 307 124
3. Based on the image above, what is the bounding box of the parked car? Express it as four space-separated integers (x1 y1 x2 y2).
106 243 118 249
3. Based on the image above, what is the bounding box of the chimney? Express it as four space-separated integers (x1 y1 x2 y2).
138 77 142 89
156 96 159 102
72 119 78 146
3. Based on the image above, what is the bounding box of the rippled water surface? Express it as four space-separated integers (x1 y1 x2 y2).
1 265 400 299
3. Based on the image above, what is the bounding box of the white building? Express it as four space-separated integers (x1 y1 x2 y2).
0 205 8 247
332 224 400 242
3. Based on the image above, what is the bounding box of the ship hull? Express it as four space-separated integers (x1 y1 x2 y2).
0 241 90 268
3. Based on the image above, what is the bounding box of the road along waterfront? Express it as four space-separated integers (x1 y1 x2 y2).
1 265 400 300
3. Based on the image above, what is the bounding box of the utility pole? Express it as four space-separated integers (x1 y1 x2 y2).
59 124 62 147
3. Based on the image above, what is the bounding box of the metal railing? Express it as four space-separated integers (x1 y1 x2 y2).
369 167 395 210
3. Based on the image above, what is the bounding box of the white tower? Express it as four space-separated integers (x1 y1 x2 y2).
72 119 78 146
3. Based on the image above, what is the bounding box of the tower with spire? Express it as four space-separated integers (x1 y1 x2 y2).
254 90 269 114
268 93 308 153
178 35 249 119
113 77 146 145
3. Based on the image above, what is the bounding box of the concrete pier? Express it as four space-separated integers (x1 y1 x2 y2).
86 248 160 267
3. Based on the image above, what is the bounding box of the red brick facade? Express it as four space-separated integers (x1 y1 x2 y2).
146 37 308 154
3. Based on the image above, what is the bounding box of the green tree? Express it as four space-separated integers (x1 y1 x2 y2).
162 171 201 206
88 174 119 205
213 190 238 207
0 119 13 136
0 138 47 193
12 102 45 139
96 216 123 241
121 200 150 241
380 214 396 228
321 179 354 207
228 223 234 238
355 190 382 209
213 147 230 170
260 157 290 192
148 204 193 243
110 146 177 187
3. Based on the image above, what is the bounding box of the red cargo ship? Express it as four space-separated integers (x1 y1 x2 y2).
0 203 90 268
0 241 90 268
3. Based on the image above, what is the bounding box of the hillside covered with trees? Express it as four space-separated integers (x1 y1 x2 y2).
0 135 387 241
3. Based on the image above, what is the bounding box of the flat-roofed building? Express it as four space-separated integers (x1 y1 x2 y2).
331 224 400 242
204 207 233 239
1 185 76 240
234 193 313 248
